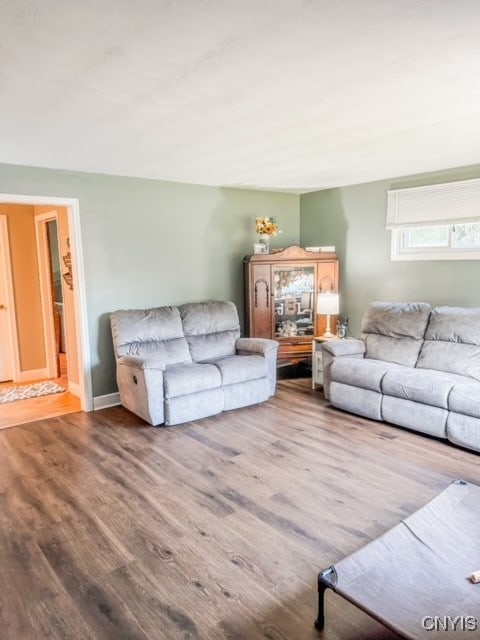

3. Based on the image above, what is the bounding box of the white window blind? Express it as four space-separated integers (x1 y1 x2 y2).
386 178 480 229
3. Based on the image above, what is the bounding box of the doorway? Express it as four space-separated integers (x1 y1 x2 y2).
35 211 67 381
0 194 92 426
0 215 17 382
46 218 64 377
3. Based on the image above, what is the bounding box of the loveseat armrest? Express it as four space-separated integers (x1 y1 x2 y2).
118 355 166 371
321 339 365 357
236 338 279 395
236 337 278 355
321 339 365 401
117 355 166 425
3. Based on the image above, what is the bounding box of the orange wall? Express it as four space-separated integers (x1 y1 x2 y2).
1 204 45 371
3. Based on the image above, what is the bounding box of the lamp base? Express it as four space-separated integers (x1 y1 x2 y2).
321 330 335 339
321 313 335 339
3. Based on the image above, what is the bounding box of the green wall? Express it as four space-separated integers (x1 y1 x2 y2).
300 163 480 337
0 163 299 396
6 157 480 399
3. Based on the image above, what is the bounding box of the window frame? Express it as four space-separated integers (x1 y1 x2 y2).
391 224 480 261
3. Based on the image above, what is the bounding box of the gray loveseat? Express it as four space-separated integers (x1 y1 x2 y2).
322 302 480 453
110 300 278 426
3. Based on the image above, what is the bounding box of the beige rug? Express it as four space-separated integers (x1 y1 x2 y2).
0 381 66 404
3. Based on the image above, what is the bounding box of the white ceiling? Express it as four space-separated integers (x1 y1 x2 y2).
1 0 480 193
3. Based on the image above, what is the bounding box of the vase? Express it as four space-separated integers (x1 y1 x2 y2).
259 233 270 253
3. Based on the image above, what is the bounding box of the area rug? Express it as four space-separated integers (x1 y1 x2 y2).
0 381 66 404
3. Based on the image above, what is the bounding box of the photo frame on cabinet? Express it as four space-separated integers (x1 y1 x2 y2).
254 243 268 254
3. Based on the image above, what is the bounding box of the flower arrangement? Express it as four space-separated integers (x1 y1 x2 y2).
255 216 282 237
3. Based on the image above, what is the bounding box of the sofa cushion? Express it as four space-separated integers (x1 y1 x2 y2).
449 381 480 419
424 306 480 344
212 355 267 386
416 306 480 379
180 301 241 363
331 357 406 393
382 396 448 439
417 341 480 380
363 334 425 368
361 302 431 367
446 413 480 453
163 363 221 399
165 388 224 426
223 378 270 411
382 368 467 409
330 382 383 421
111 306 192 364
362 301 432 338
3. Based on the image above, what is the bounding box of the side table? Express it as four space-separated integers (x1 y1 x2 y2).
312 336 340 389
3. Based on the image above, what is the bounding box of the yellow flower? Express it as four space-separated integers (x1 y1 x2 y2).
255 216 282 236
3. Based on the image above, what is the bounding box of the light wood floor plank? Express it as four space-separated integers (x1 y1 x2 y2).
0 378 478 639
0 352 80 430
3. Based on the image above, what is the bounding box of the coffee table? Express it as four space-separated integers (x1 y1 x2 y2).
315 479 480 638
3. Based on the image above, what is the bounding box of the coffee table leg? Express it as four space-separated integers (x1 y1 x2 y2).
314 566 337 631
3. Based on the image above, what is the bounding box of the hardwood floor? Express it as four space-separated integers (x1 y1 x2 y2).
0 354 80 430
0 379 478 639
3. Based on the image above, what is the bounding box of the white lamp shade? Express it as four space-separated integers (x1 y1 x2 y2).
317 293 339 315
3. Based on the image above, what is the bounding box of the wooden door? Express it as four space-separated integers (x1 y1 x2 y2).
0 216 15 382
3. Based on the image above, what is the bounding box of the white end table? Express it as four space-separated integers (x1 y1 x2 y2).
311 336 341 389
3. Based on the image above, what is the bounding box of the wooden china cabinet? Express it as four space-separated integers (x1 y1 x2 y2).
244 245 339 366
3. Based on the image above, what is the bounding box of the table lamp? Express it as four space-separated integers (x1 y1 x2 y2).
317 292 340 338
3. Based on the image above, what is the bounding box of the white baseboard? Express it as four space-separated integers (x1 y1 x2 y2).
93 392 121 410
16 368 48 382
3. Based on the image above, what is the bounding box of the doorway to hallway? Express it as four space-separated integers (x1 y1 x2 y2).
0 194 92 427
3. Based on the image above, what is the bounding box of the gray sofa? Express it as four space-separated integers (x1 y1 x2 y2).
322 302 480 453
110 300 278 426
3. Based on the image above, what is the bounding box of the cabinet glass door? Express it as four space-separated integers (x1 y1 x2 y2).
273 265 315 338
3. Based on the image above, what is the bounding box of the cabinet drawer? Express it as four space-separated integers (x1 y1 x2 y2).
280 340 312 351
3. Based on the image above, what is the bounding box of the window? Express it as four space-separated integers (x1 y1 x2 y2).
387 178 480 261
392 223 480 260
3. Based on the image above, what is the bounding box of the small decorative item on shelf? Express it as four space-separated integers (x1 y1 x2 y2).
284 298 297 315
62 237 73 291
336 317 349 339
255 216 282 253
278 320 297 337
253 242 268 254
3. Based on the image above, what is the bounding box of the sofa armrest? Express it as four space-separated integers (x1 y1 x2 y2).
321 339 365 357
235 337 279 395
235 337 278 355
118 355 166 371
116 355 165 425
321 339 365 401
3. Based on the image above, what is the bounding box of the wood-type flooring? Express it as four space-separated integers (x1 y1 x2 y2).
1 379 478 640
0 354 80 430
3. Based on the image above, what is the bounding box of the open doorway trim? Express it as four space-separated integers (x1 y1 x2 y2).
0 215 21 380
34 211 60 380
0 193 93 412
